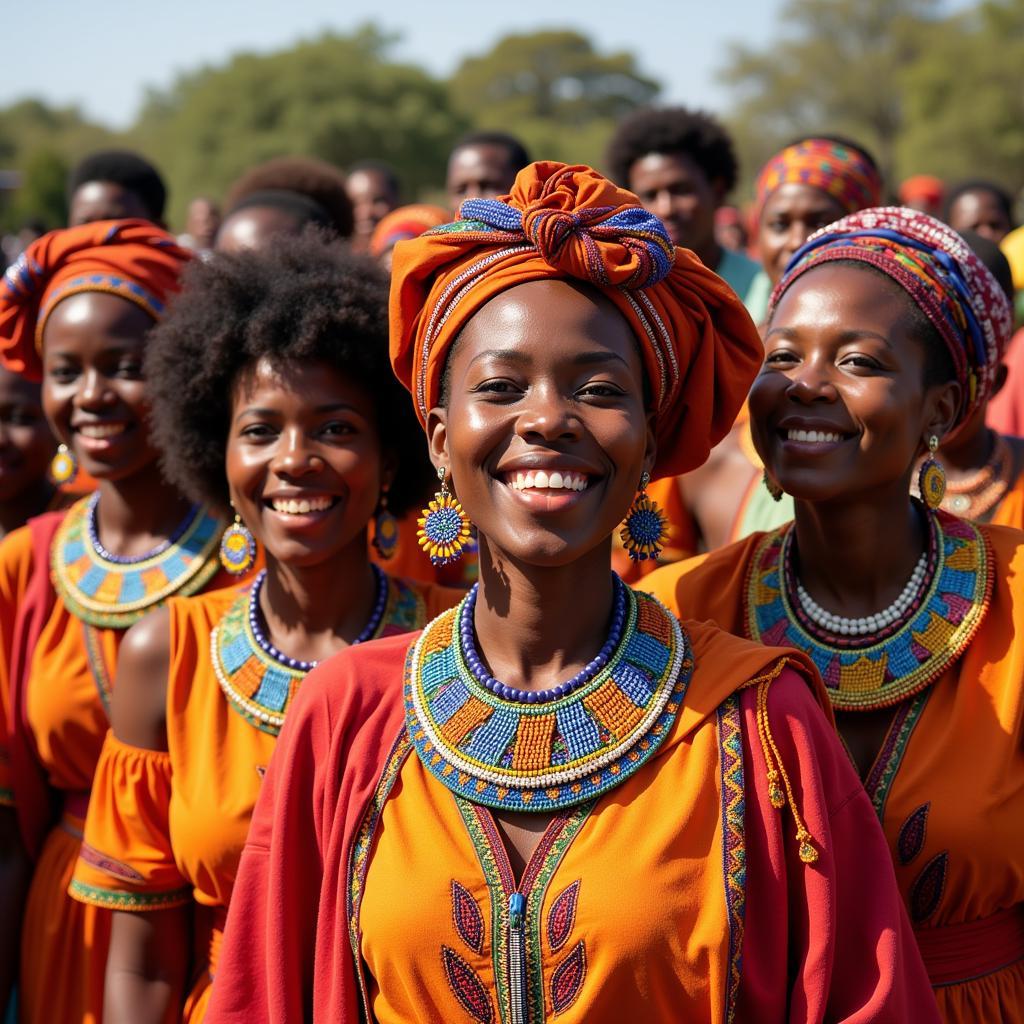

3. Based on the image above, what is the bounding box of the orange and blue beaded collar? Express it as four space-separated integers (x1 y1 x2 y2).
743 509 992 711
404 584 690 812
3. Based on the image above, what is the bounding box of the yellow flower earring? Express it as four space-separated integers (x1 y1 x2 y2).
219 512 257 576
620 471 668 562
50 443 78 486
417 466 472 566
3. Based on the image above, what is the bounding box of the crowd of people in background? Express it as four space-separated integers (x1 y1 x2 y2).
0 100 1022 1024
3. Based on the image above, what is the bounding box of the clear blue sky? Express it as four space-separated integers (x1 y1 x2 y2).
6 0 786 128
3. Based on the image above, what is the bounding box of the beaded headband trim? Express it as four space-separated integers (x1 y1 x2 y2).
404 585 690 811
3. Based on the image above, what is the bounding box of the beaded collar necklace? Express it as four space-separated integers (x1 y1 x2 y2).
404 580 691 812
52 494 222 628
941 433 1015 519
213 567 423 735
743 508 992 710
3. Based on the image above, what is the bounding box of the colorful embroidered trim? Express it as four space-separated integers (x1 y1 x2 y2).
69 878 192 912
743 511 992 710
455 796 591 1024
405 586 689 811
52 496 222 628
864 690 931 820
717 693 747 1024
83 623 113 714
213 575 426 736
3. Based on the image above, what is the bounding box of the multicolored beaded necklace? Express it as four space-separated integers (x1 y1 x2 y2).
743 508 992 710
404 578 691 812
52 494 222 628
940 432 1016 519
213 567 426 735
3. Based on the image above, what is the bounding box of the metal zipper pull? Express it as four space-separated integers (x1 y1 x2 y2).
508 892 528 1024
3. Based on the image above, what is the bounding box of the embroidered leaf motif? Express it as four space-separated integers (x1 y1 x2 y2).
547 879 581 953
550 939 587 1014
896 802 929 865
441 945 493 1024
451 880 485 954
910 851 948 923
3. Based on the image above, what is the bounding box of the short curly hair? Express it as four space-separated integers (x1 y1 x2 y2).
223 157 354 238
606 107 739 194
68 149 167 221
145 229 432 517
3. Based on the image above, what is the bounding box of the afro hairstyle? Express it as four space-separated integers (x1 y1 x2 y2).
223 156 354 238
449 131 532 174
145 228 432 517
606 107 739 194
67 149 167 221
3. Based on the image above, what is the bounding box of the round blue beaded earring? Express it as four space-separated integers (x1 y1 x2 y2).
372 486 399 561
220 512 257 576
49 443 78 486
417 466 472 566
918 435 946 511
620 471 668 562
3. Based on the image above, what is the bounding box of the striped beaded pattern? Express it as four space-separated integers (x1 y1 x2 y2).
405 586 690 811
213 575 427 735
743 511 992 710
52 496 222 628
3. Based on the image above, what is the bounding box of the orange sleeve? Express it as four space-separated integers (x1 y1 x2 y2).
0 526 35 806
69 731 191 911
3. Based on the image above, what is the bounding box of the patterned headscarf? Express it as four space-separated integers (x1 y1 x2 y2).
389 161 763 479
768 206 1013 427
370 204 450 258
755 138 883 218
0 220 191 381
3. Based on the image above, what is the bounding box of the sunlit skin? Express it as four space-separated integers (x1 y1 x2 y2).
628 152 724 268
41 292 192 556
0 367 56 536
947 188 1013 245
346 169 399 251
751 263 959 776
758 183 848 285
215 206 308 254
68 182 153 228
446 144 519 210
428 278 655 875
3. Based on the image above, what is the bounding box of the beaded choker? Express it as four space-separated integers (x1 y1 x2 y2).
744 509 992 710
213 571 426 735
52 495 222 628
404 582 690 812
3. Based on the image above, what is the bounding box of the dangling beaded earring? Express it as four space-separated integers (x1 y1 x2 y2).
763 469 784 502
620 471 668 562
49 443 78 486
417 466 472 566
219 512 257 576
917 435 946 511
372 486 399 561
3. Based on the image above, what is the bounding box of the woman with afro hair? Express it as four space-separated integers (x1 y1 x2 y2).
70 230 461 1022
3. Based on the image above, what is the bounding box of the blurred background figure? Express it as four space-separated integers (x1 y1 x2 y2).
66 149 167 228
945 179 1016 245
607 105 762 312
216 156 353 253
445 131 531 210
345 159 401 253
369 203 448 271
898 174 945 218
1 219 45 269
177 196 221 254
714 204 748 252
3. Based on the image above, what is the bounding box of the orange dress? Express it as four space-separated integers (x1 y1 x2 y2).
988 466 1024 530
70 574 460 1022
642 515 1024 1021
0 497 240 1024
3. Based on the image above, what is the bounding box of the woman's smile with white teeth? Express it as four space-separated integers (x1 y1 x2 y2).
76 422 127 438
268 495 336 515
786 428 845 444
506 470 589 491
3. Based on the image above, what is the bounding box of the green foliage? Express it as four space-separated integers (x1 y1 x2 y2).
4 149 68 230
449 30 660 171
126 26 469 226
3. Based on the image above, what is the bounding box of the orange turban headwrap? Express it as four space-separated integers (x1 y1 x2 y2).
389 162 763 479
0 219 192 381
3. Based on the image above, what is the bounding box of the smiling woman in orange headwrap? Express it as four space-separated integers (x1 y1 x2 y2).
0 221 250 1023
206 163 933 1023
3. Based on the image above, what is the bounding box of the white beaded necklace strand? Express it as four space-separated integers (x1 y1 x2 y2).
793 548 929 636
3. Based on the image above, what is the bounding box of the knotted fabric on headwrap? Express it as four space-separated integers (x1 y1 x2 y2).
0 219 191 381
389 161 763 479
768 206 1013 428
370 204 450 258
755 139 883 218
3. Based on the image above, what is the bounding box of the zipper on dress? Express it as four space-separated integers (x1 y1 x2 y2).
507 892 528 1024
